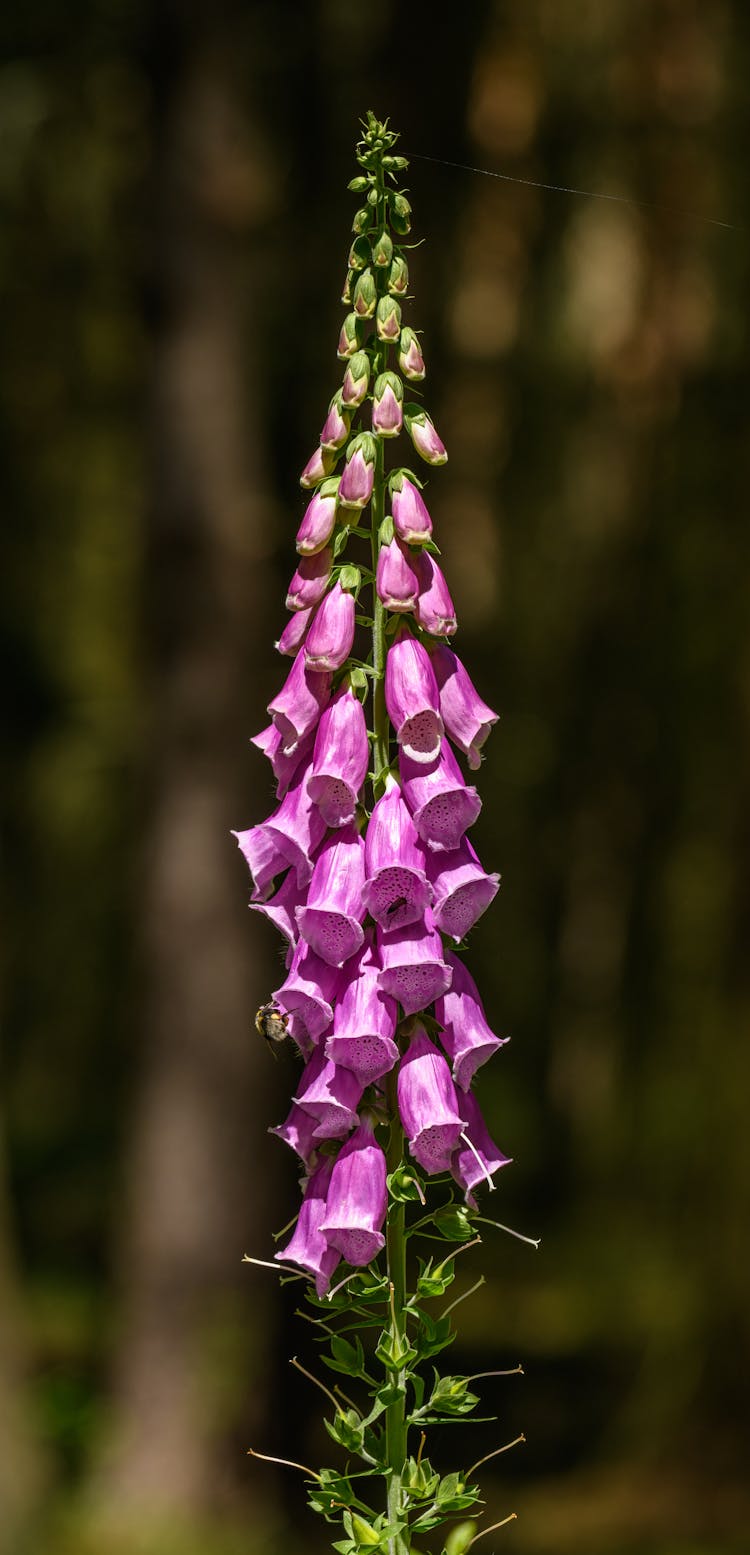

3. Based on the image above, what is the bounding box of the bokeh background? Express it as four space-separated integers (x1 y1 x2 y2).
2 2 749 1553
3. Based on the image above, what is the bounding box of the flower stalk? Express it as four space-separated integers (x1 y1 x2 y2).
236 110 528 1555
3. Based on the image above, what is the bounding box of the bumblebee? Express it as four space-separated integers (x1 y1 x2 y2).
255 1000 290 1052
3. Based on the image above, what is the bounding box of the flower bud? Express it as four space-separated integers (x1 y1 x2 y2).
431 645 498 769
398 326 426 381
320 391 352 451
304 580 356 672
414 550 457 636
339 432 377 509
268 644 332 756
300 444 339 488
405 406 447 465
341 349 370 407
352 205 372 235
387 254 409 296
275 1157 341 1297
435 951 508 1091
376 537 419 612
337 312 360 359
296 479 338 556
275 603 315 656
397 1027 463 1174
353 268 377 318
348 175 369 193
371 371 404 438
389 191 412 234
376 294 401 341
390 472 433 545
348 235 371 271
371 228 393 268
286 546 333 612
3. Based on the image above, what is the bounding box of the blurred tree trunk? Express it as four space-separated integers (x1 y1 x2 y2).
0 1129 46 1554
85 0 280 1536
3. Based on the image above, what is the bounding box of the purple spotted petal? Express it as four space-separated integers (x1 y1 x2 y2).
319 1119 387 1267
274 940 342 1043
377 910 452 1016
385 631 443 765
431 645 499 770
326 938 398 1083
427 836 500 942
399 741 481 852
268 648 332 757
296 827 366 967
294 1049 364 1142
250 723 315 799
435 951 508 1090
397 1026 463 1174
275 1157 342 1296
361 775 432 931
261 762 327 889
451 1089 511 1202
308 684 369 828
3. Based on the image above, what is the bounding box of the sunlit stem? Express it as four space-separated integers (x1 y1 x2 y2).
247 1447 320 1481
466 1435 526 1479
466 1513 517 1546
441 1275 485 1318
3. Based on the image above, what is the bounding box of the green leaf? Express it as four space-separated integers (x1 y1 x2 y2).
443 1521 477 1555
339 563 361 594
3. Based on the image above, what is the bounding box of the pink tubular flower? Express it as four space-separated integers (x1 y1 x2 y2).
319 1118 387 1266
372 372 403 438
275 605 315 658
296 827 366 967
250 723 314 800
300 444 339 488
405 407 447 466
390 474 433 546
249 867 305 952
268 648 331 757
339 434 376 509
451 1089 511 1202
286 547 333 612
435 951 508 1090
274 940 342 1044
341 350 370 407
296 483 338 556
294 1049 364 1142
377 910 452 1016
398 326 426 381
427 836 500 943
326 939 398 1083
397 1027 463 1174
399 741 481 852
232 823 288 901
304 581 356 672
270 1099 320 1165
385 631 443 765
308 685 368 828
376 538 419 612
361 775 432 931
414 550 457 637
258 762 327 889
275 1157 342 1297
431 645 498 769
320 393 351 451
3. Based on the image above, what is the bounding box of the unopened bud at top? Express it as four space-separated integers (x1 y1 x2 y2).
376 295 401 342
398 327 426 381
352 205 373 236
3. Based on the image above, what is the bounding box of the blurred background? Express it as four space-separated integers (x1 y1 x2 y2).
2 2 749 1553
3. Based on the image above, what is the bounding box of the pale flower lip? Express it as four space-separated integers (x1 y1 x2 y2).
385 632 444 765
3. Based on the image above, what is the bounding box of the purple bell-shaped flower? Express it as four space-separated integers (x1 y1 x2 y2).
294 1049 365 1142
451 1089 511 1203
319 1118 388 1267
296 827 366 967
286 547 333 612
361 775 432 931
399 741 481 853
414 550 457 637
250 722 314 800
304 581 356 672
376 538 420 613
249 867 305 954
427 836 500 942
435 951 508 1090
431 645 499 770
307 684 369 828
260 762 328 888
275 1157 342 1297
268 647 332 757
377 910 452 1016
385 631 443 765
326 938 399 1084
270 1099 320 1166
275 604 316 657
274 940 342 1044
397 1026 463 1174
296 482 339 556
232 823 289 902
390 474 433 546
